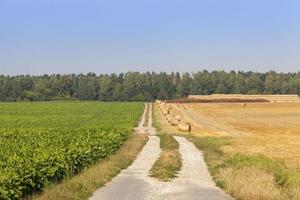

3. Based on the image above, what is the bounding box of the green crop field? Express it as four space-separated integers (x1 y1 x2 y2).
0 102 143 200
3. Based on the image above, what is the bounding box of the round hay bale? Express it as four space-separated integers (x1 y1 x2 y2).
166 115 172 122
170 119 178 126
178 123 191 132
241 103 247 107
163 109 169 115
175 115 181 121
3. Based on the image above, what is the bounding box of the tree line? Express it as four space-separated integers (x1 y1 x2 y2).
0 70 299 101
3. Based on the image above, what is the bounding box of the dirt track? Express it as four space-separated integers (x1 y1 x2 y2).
90 103 232 200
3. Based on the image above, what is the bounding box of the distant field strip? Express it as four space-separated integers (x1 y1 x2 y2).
0 102 143 200
188 94 300 103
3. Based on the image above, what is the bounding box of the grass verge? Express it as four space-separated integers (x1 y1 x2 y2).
152 103 161 131
143 103 150 127
30 133 148 200
149 134 182 181
187 136 300 200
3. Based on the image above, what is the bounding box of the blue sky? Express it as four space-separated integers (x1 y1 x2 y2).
0 0 299 75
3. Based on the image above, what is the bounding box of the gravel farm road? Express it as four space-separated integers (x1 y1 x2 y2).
89 103 232 200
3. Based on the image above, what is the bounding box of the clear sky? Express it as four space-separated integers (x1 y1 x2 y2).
0 0 299 75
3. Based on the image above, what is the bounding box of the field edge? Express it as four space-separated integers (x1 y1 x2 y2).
29 133 149 200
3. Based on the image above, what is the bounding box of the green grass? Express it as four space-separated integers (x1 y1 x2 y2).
160 134 179 150
152 103 161 131
149 134 181 181
143 103 150 127
0 101 144 200
224 154 300 187
187 136 300 200
0 101 143 130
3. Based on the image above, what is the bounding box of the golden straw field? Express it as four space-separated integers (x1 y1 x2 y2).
161 102 300 168
155 102 300 199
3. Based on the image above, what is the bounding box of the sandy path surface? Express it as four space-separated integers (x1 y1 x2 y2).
146 136 232 200
134 103 148 133
90 103 161 200
90 103 232 200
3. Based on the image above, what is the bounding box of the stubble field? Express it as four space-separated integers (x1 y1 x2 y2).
156 102 300 199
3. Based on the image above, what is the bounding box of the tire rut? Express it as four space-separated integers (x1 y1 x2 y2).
90 103 233 200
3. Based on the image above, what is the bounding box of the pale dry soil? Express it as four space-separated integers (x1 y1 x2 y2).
90 103 231 200
147 136 232 200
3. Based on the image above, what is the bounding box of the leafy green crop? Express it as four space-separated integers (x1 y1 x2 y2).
0 102 143 200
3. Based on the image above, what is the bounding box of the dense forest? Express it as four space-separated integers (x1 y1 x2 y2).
0 70 300 101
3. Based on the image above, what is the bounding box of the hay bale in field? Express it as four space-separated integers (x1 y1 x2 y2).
241 103 247 107
170 119 178 126
178 123 191 132
166 115 172 122
175 115 181 121
163 109 169 115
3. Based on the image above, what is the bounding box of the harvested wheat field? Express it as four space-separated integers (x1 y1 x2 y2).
155 101 300 200
159 102 300 167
